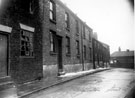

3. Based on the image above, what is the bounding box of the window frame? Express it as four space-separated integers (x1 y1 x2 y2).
89 31 91 41
76 40 80 58
76 40 80 56
66 36 70 55
65 12 70 30
20 29 34 57
83 25 86 39
49 0 56 23
76 20 79 35
83 45 86 60
89 47 92 61
50 30 57 54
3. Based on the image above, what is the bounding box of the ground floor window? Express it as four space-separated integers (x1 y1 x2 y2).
89 47 92 60
83 45 86 59
20 30 33 56
76 40 80 56
66 36 70 55
50 31 56 53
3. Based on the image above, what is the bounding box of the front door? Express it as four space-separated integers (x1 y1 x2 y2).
0 33 8 77
57 36 63 72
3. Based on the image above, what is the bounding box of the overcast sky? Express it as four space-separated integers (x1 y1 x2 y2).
60 0 134 54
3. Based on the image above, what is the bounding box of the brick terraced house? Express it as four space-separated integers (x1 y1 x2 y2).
41 0 93 79
0 0 110 85
0 0 43 84
92 35 110 69
111 49 134 69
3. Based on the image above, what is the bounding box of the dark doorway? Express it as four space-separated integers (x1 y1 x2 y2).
0 33 8 77
57 36 63 74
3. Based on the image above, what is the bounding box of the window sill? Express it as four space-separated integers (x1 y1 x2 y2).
66 53 71 57
20 56 35 58
50 19 56 24
50 51 57 55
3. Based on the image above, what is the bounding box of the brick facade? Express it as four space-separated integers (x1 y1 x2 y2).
0 0 43 84
41 0 93 78
92 38 110 69
0 0 110 84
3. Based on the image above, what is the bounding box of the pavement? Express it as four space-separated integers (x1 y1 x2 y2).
0 67 109 98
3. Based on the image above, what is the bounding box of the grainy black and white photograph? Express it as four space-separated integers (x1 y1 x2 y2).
0 0 134 98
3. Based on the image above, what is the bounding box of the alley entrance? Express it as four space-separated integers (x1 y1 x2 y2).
0 33 8 77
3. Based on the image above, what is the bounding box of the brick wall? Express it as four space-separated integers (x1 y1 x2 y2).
42 0 93 75
0 0 43 84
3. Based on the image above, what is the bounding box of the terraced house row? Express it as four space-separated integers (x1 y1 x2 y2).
0 0 110 84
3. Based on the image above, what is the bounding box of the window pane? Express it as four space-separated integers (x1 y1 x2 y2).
50 1 53 10
65 13 67 21
50 31 55 52
50 11 53 20
66 37 70 54
20 30 33 56
76 41 79 55
51 43 54 51
49 1 56 21
65 22 67 28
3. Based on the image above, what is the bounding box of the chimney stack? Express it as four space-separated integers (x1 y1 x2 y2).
126 49 130 52
118 47 121 52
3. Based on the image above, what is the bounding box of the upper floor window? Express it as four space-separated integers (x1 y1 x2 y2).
83 25 86 39
29 0 35 14
49 0 56 22
66 36 70 55
20 30 34 56
76 20 79 34
89 31 91 41
65 12 70 30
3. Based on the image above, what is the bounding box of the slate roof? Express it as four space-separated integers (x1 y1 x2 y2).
111 51 134 57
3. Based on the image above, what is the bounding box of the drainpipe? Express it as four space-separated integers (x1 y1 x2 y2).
93 47 96 69
81 24 84 71
93 40 97 69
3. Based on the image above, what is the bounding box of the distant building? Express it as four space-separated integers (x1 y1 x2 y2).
93 32 98 40
92 38 110 69
110 50 134 68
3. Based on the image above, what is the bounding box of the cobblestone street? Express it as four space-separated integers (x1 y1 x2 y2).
24 68 135 98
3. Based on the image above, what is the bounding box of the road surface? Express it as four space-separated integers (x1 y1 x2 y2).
24 68 135 98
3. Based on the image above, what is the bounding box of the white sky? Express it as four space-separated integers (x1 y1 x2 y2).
60 0 134 54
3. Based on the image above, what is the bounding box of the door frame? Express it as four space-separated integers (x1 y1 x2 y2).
0 32 10 76
0 24 12 77
56 36 63 73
